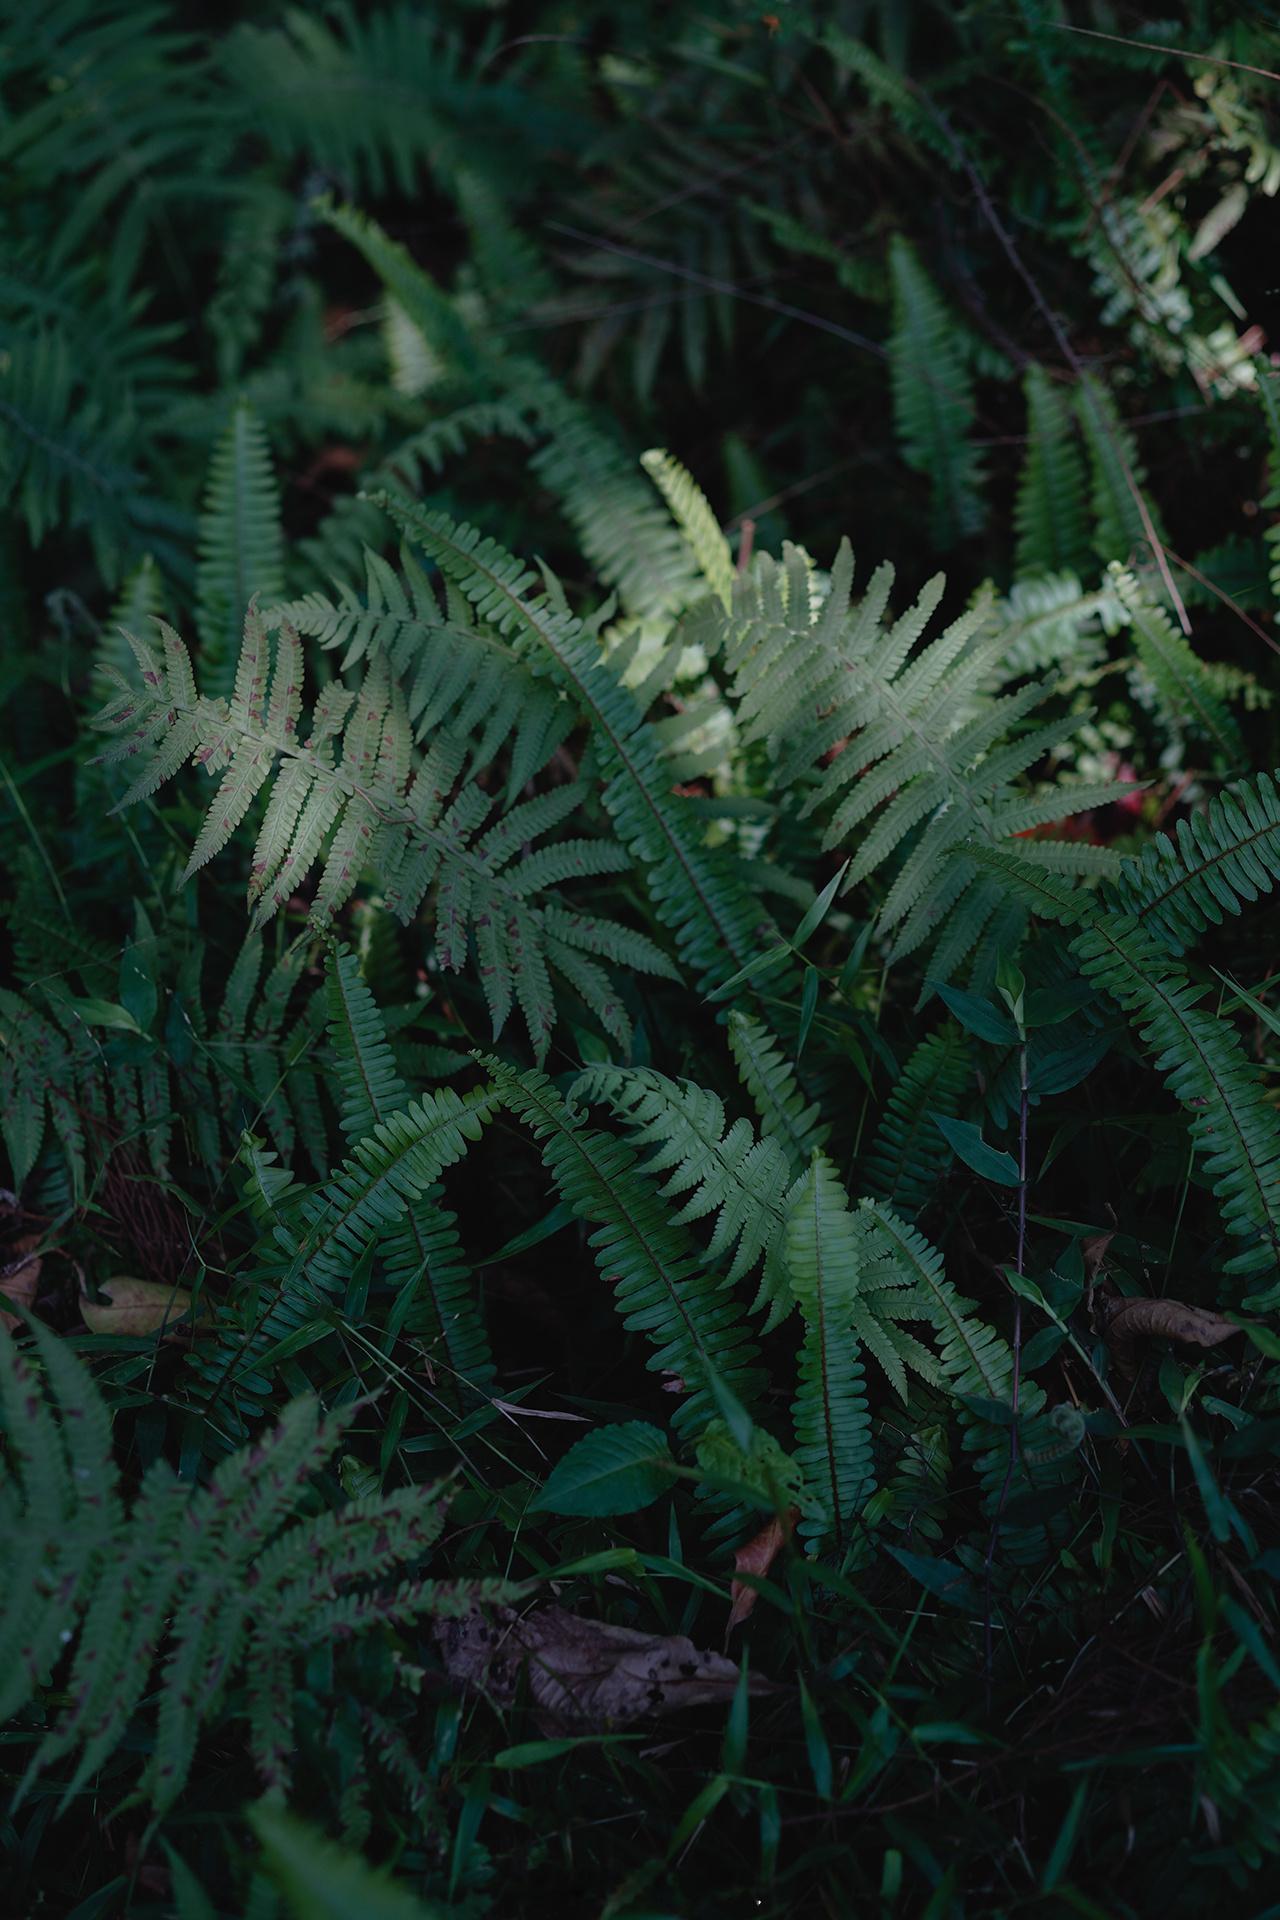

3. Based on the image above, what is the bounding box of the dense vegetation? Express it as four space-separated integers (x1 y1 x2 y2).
7 3 1280 1913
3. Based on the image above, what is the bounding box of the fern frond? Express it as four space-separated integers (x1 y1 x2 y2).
862 1024 971 1217
1014 366 1091 576
1077 375 1166 569
640 448 735 608
384 499 777 993
727 1010 829 1176
489 1059 764 1433
266 542 571 797
1106 770 1280 952
195 400 285 693
887 236 985 548
1108 563 1243 766
1 1324 518 1812
784 1156 874 1550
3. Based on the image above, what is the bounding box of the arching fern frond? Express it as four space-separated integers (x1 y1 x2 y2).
266 542 571 798
324 945 493 1399
727 1010 829 1176
384 499 778 994
1106 770 1280 953
710 539 1125 980
1108 563 1243 767
93 605 671 1057
488 1059 764 1434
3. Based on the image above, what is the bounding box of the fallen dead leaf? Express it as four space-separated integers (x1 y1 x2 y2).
726 1509 797 1639
1103 1296 1243 1381
80 1275 208 1339
435 1604 777 1733
0 1234 42 1329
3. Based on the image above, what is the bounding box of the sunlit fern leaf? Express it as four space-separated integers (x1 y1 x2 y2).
1014 366 1091 577
1108 563 1243 767
708 537 1125 982
887 236 985 549
784 1155 874 1551
94 606 670 1058
1106 770 1280 953
489 1059 765 1434
862 1023 970 1218
640 448 735 608
266 542 571 798
383 498 779 994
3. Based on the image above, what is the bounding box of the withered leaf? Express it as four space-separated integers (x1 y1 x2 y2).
436 1604 776 1733
80 1275 208 1339
1104 1296 1243 1380
726 1510 796 1638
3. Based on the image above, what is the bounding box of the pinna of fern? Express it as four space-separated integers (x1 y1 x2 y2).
91 597 677 1058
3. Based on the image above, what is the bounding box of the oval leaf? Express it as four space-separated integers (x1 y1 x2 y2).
531 1421 677 1516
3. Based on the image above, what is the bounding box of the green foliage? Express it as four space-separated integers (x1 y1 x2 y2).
8 5 1280 1914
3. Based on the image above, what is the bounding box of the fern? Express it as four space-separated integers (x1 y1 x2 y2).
784 1156 874 1552
708 538 1125 981
973 849 1280 1288
489 1059 764 1434
1108 563 1243 766
862 1023 971 1217
385 499 779 994
1014 366 1091 577
195 399 285 693
1077 375 1166 570
93 602 674 1056
324 944 493 1400
887 236 985 549
266 541 572 799
1106 770 1280 952
0 1314 515 1813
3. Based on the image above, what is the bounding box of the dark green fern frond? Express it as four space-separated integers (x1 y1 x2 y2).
1106 771 1280 953
0 1319 515 1813
195 400 285 694
784 1155 874 1551
1108 563 1243 767
1014 366 1091 576
489 1059 764 1434
887 236 985 549
1077 375 1166 570
862 1024 971 1217
324 945 493 1398
727 1010 829 1177
571 1062 793 1318
711 538 1125 981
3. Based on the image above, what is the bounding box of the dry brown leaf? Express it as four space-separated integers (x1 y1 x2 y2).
436 1604 777 1733
0 1234 43 1329
1103 1296 1243 1380
80 1275 207 1339
726 1509 797 1638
